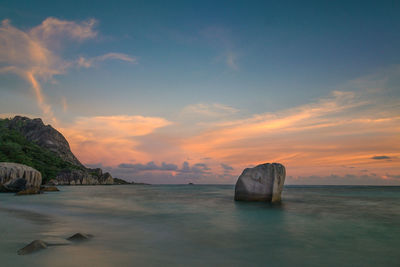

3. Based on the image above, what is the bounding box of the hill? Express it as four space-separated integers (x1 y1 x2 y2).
0 116 127 185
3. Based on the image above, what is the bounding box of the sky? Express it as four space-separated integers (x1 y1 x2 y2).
0 0 399 184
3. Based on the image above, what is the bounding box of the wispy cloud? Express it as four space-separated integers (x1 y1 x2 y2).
0 17 134 124
179 70 400 180
221 163 234 171
77 52 136 68
118 161 178 172
181 103 239 118
226 51 238 70
371 155 391 160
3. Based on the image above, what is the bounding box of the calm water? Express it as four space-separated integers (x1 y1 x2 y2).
0 185 399 266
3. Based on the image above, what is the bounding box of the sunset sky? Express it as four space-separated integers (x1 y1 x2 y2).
1 1 399 184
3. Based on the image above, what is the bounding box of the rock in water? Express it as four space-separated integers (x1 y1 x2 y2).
40 186 60 192
18 240 47 255
234 163 286 202
67 233 93 242
16 187 42 195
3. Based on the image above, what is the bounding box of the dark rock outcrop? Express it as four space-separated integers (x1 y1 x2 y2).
234 163 286 203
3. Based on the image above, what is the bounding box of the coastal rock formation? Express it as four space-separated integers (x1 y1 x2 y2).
55 169 114 185
0 163 42 192
1 116 130 186
17 240 48 255
234 163 286 202
113 177 131 185
7 116 83 166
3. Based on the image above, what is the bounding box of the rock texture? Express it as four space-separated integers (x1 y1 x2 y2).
234 163 286 202
7 116 83 166
55 169 114 185
0 163 42 192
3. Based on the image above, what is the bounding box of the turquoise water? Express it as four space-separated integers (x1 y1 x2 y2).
0 185 399 266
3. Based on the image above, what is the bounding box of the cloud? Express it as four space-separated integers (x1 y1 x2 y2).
386 174 400 180
371 156 391 160
200 26 239 70
0 17 134 124
287 173 400 185
61 96 68 112
221 163 234 171
30 17 97 43
77 52 136 68
180 69 400 181
60 115 172 166
118 161 178 172
226 51 238 70
181 103 239 118
117 161 210 174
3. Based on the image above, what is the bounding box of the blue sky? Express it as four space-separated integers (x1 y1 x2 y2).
0 1 399 184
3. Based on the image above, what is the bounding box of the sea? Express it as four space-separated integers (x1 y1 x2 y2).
0 185 399 267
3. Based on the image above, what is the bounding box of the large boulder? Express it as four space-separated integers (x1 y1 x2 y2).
234 163 286 202
0 162 42 192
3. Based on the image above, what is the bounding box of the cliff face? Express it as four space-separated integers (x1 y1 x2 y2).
54 169 114 185
7 116 83 167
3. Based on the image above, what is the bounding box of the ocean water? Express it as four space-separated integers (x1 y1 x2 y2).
0 185 399 267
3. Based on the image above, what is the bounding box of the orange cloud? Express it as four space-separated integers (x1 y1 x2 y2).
180 88 400 180
60 115 172 166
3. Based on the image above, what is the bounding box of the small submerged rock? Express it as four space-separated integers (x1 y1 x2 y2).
18 240 47 255
67 233 93 242
18 233 94 255
40 186 60 192
16 187 42 196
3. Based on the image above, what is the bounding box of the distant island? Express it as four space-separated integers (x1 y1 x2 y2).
0 116 133 186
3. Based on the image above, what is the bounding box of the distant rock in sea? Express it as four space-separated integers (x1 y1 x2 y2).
234 163 286 203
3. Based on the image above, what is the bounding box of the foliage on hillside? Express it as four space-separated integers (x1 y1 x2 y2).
0 118 84 183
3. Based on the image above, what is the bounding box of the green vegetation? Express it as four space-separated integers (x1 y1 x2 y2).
0 118 84 183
